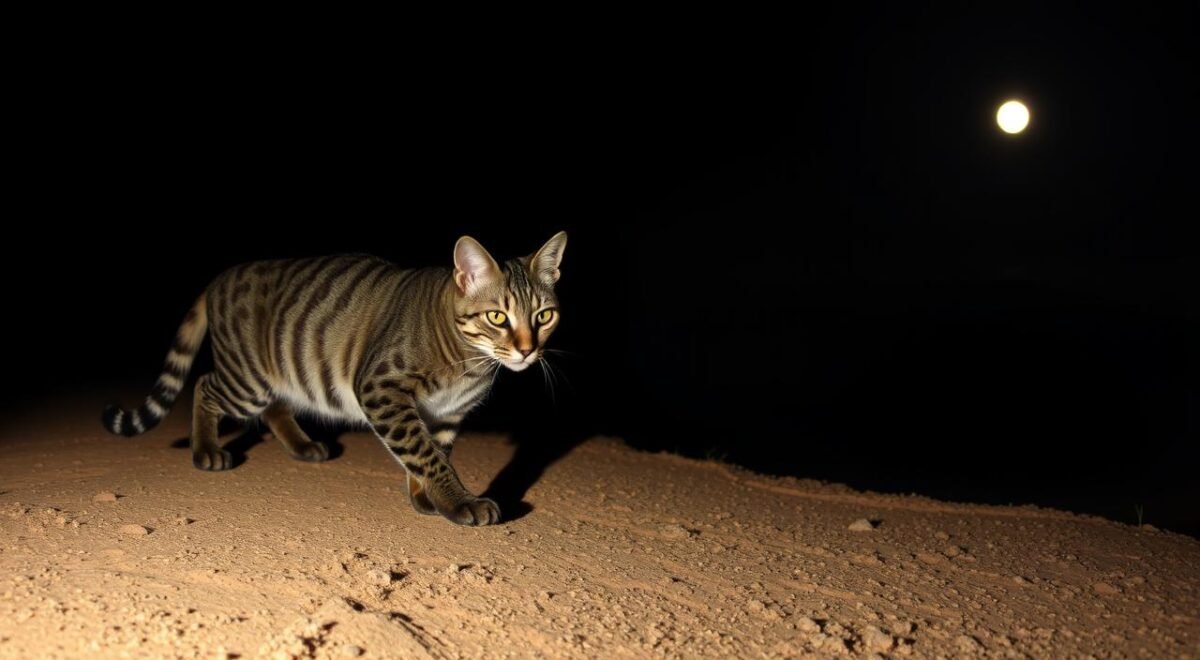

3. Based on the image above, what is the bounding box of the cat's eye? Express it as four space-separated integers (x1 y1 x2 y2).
535 309 556 325
486 311 508 326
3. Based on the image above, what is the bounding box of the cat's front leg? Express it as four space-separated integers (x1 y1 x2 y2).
406 416 463 515
359 383 498 526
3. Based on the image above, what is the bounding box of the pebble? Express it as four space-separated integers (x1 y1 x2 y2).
364 569 392 586
340 645 364 657
93 492 118 503
660 523 695 540
848 519 875 532
861 625 894 653
956 634 983 653
796 616 822 634
119 524 149 536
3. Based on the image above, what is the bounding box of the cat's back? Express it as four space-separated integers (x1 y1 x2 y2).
205 254 397 306
203 255 413 417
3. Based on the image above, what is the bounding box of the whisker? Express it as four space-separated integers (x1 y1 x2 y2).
446 354 496 377
448 355 493 368
488 361 501 393
539 358 558 404
541 355 574 395
462 360 495 377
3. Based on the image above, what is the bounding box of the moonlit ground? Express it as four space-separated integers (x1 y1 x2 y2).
0 396 1197 657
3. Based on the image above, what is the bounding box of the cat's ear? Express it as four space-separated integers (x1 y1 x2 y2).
454 236 501 295
528 231 568 286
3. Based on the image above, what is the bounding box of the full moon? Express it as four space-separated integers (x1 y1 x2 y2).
996 100 1030 134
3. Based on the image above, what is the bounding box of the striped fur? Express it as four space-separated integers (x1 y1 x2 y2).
102 294 208 436
102 232 567 526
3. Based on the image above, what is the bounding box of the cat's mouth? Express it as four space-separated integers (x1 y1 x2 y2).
501 351 539 372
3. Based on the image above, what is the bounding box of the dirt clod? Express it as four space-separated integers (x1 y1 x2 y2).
363 569 392 587
861 625 894 653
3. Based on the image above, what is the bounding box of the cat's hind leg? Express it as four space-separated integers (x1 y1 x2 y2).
193 372 273 470
191 373 235 470
262 401 330 462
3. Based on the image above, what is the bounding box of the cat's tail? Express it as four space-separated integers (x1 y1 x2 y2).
102 293 208 437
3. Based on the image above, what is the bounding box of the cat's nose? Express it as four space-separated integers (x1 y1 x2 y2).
517 346 535 357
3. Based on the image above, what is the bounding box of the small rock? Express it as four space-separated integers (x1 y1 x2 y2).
93 492 118 503
934 531 950 540
942 545 962 558
659 523 696 540
956 634 983 653
848 519 875 532
340 645 364 657
119 524 149 536
916 552 943 565
796 616 822 634
1092 582 1120 596
861 625 894 653
175 517 194 526
364 569 392 586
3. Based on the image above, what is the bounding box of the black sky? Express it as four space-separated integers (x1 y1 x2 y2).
5 5 1197 533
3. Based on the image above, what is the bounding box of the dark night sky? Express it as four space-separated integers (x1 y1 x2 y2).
5 6 1197 533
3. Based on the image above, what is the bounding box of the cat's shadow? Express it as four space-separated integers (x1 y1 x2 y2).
480 420 590 523
169 420 346 468
169 418 583 526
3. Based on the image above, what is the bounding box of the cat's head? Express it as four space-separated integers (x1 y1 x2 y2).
452 232 567 372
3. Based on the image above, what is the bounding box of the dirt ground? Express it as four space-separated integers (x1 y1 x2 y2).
1 400 1197 659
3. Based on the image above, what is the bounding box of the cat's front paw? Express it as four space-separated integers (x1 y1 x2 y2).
193 447 233 471
407 474 438 515
443 497 501 526
290 441 330 463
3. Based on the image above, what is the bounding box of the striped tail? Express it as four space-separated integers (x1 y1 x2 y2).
102 294 208 437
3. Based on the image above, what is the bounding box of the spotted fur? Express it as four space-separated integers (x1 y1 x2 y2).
102 233 567 526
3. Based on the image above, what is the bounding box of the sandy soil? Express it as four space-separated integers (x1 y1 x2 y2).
1 401 1197 659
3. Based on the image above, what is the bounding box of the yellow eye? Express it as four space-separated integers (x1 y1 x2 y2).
486 311 508 326
536 309 555 325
